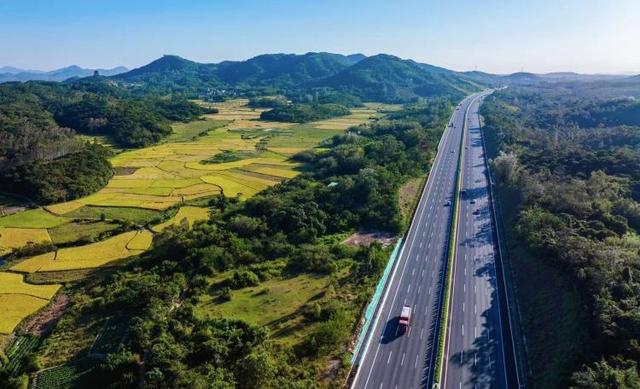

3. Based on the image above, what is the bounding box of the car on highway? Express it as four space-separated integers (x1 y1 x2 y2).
444 200 452 206
473 209 480 215
470 199 476 204
399 305 412 332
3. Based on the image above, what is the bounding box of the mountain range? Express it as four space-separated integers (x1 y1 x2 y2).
111 52 481 102
3 53 635 102
0 65 128 82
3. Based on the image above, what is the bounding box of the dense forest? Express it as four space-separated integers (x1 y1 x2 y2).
0 99 453 388
481 88 640 388
260 103 350 123
0 81 212 203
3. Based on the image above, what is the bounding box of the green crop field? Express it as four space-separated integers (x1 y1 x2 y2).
35 358 98 389
48 221 120 245
64 206 160 224
0 209 68 229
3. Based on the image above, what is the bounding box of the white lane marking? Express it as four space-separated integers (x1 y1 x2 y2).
415 354 419 369
407 283 411 293
462 302 465 313
420 328 424 339
462 324 464 336
401 353 405 366
387 351 393 364
412 268 415 276
418 286 421 294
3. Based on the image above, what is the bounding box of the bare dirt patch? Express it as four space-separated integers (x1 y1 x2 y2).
343 230 396 248
22 294 70 335
114 167 137 176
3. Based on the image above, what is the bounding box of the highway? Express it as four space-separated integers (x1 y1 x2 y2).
442 94 511 388
351 91 488 389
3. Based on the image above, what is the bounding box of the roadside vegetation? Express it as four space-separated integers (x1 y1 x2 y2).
0 96 453 387
482 87 640 388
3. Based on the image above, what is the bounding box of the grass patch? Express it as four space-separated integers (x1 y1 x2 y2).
25 268 115 284
398 177 425 224
196 273 328 344
0 209 68 229
64 206 160 224
48 221 120 245
168 119 228 142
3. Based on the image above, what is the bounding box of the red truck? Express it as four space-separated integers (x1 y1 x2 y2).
399 305 412 332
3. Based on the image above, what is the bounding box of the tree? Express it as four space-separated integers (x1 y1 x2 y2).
491 151 520 185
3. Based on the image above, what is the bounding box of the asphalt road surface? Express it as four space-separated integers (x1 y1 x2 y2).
442 94 509 389
351 92 489 389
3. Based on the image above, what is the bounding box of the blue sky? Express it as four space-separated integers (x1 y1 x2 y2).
1 0 638 74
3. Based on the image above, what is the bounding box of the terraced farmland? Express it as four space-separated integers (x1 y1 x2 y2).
0 273 60 335
0 99 390 345
11 230 153 273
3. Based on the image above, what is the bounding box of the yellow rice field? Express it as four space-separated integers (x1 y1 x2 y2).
0 294 52 334
0 227 51 254
0 272 61 335
31 99 384 212
152 206 209 232
11 230 153 273
0 272 60 299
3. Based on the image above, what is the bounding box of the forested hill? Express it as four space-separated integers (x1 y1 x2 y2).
113 52 365 96
318 54 479 102
0 81 212 204
110 52 481 101
482 87 640 387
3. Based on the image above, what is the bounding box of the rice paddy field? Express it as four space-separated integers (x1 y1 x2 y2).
11 230 153 273
0 99 392 341
0 273 60 335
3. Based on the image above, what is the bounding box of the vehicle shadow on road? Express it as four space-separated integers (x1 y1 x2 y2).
381 317 403 344
449 258 502 388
